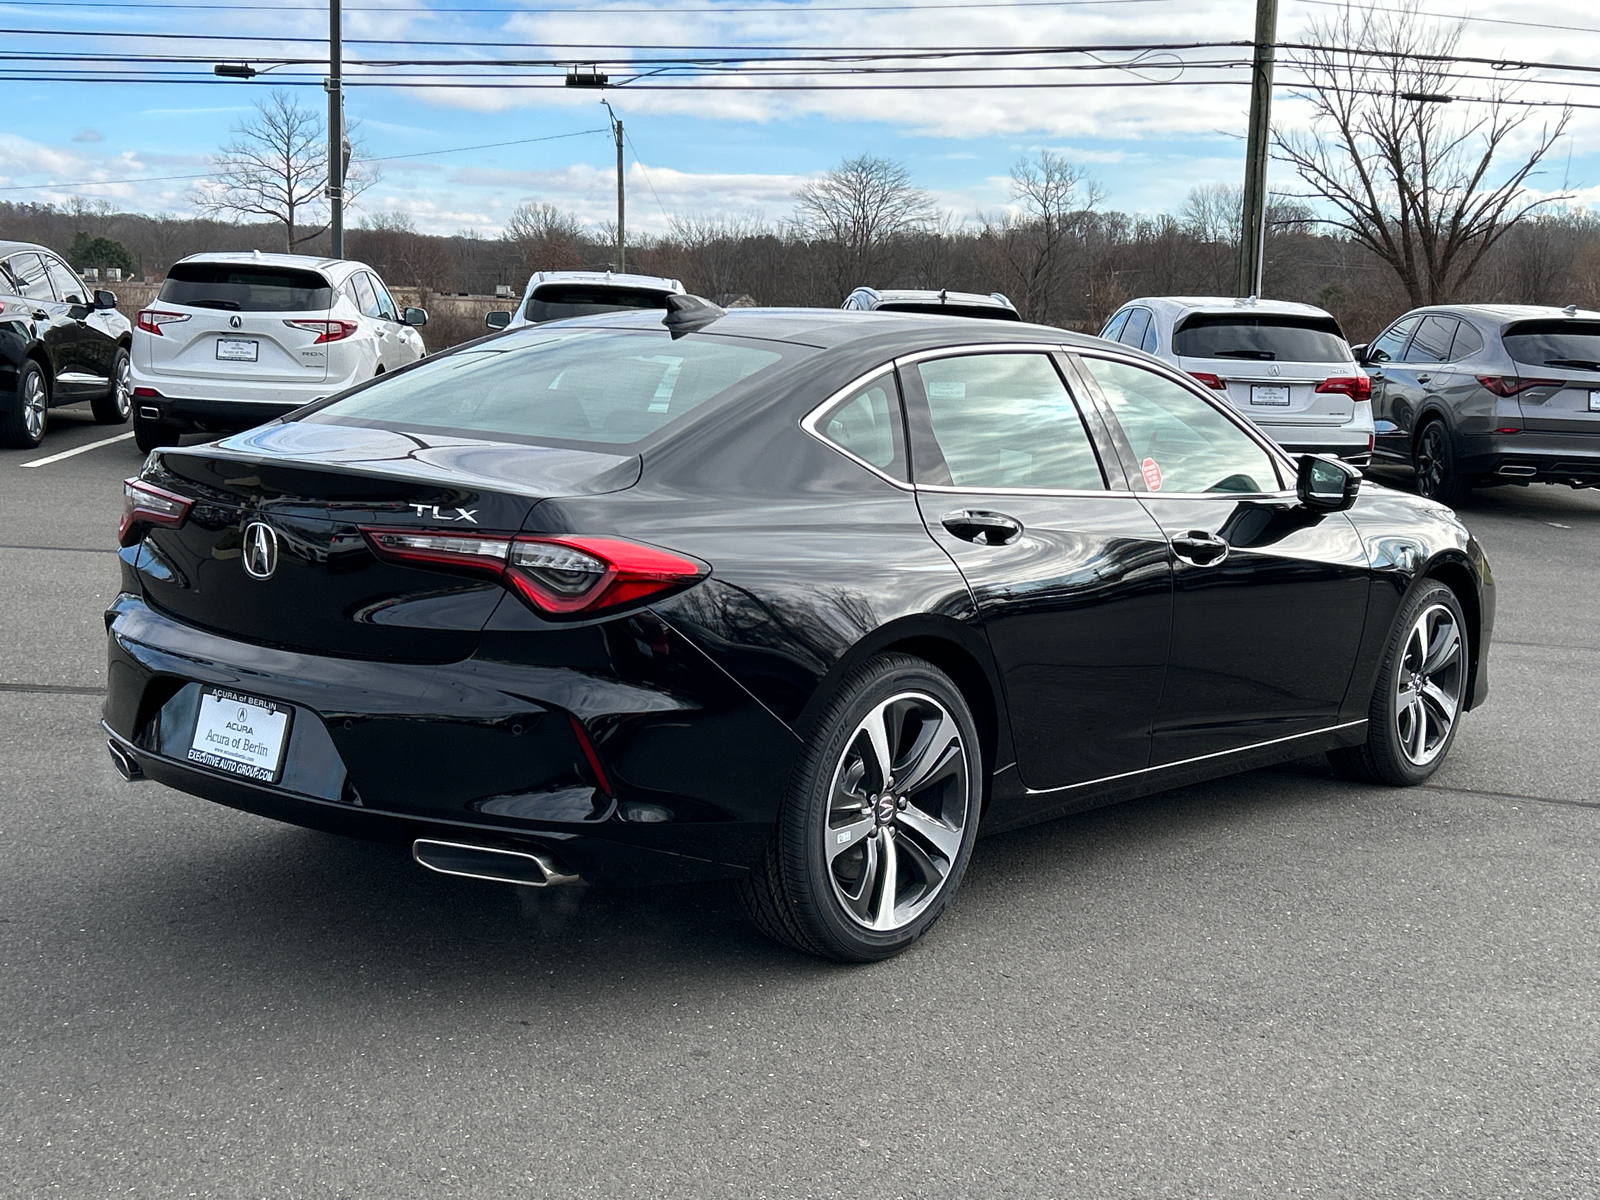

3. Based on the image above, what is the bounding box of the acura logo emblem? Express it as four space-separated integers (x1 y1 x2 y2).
242 522 279 580
229 314 243 329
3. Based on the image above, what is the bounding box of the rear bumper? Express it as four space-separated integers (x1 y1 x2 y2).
103 592 798 886
1257 424 1374 465
1457 433 1600 487
135 395 307 432
128 368 364 431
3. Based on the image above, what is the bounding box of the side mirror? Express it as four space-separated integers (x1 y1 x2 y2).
484 310 511 331
1297 453 1361 513
403 306 428 328
95 289 118 310
1349 343 1368 364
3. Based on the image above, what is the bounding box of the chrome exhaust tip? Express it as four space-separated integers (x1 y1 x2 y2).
412 839 579 888
1496 464 1538 477
107 739 143 782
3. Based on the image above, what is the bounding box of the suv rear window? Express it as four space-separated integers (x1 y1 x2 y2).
307 328 794 447
874 303 1022 321
1173 314 1350 363
1502 320 1600 370
525 285 670 324
159 263 333 312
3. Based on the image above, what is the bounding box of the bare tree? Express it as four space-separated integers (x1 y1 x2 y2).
1273 0 1571 306
503 201 584 273
792 155 937 298
979 151 1102 322
195 91 374 254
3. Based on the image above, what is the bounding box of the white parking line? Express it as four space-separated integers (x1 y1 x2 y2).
20 431 137 468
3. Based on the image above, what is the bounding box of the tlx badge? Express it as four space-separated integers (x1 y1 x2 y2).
409 503 478 523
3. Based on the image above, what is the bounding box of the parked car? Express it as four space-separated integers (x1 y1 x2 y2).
1357 303 1600 506
0 239 133 449
485 270 685 331
106 302 1492 962
1100 297 1374 464
843 287 1020 320
130 252 427 453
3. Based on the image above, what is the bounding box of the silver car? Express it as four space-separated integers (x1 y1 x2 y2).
1100 297 1374 464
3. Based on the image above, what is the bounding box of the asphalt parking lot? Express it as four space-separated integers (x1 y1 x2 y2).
4 404 1599 1199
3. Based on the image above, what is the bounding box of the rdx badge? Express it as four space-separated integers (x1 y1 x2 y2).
408 503 478 523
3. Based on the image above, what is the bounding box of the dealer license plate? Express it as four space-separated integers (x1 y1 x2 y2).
187 688 291 783
1589 390 1600 412
216 338 259 362
1251 384 1291 406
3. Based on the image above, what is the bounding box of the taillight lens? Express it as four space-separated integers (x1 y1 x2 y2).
284 319 358 344
136 309 190 336
1316 375 1372 402
1477 375 1563 397
360 529 706 617
1189 372 1227 390
119 477 193 545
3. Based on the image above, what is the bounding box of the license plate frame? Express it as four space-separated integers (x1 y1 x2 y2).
216 338 259 362
186 687 292 784
1250 384 1291 406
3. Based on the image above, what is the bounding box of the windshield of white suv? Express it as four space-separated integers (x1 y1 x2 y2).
1173 314 1350 362
1502 320 1600 371
524 285 672 324
305 327 794 447
158 263 334 312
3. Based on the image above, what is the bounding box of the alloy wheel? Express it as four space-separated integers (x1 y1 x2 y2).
113 355 132 419
22 370 46 441
1415 424 1446 497
823 692 970 931
1394 602 1465 767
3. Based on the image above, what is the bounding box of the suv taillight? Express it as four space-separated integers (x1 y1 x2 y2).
136 309 190 336
284 319 358 344
1315 375 1372 402
119 477 193 545
1477 375 1563 397
360 529 707 617
1189 372 1227 390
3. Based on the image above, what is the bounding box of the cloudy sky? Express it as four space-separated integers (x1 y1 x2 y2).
1 0 1596 236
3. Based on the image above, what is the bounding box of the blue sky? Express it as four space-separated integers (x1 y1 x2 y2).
2 0 1596 236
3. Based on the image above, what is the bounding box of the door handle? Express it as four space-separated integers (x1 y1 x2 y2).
1416 374 1431 384
1170 530 1229 566
940 510 1023 546
1369 370 1384 380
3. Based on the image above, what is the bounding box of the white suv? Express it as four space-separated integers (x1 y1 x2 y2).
485 270 685 332
1099 296 1374 464
130 252 427 452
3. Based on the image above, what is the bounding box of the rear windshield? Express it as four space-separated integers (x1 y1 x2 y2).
306 328 793 446
1173 314 1350 363
1502 320 1600 370
525 285 671 324
159 263 333 312
875 303 1022 321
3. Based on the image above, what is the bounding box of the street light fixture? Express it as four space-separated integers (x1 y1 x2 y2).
213 63 259 79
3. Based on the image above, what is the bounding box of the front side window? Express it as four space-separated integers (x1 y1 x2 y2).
1079 356 1281 494
5 254 54 302
367 273 399 321
1120 307 1152 349
1173 313 1350 363
912 353 1105 491
816 371 906 480
306 328 793 447
159 262 333 312
1366 316 1419 364
1099 309 1131 342
43 257 86 305
1405 315 1458 363
524 285 670 324
350 272 383 320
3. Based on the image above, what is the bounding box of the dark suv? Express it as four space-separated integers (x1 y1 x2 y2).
1360 304 1600 505
0 239 133 448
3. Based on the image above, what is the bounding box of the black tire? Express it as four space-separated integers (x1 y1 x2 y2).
133 409 181 453
90 346 132 425
1328 580 1469 787
1413 419 1471 508
738 653 983 962
0 358 49 449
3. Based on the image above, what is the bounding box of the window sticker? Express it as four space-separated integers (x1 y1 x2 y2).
1140 457 1163 491
926 381 967 400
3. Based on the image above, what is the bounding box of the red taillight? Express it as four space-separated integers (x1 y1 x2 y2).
567 714 614 795
360 529 706 617
136 309 190 336
1189 371 1227 390
1477 375 1562 397
119 477 193 546
1316 375 1372 403
284 318 358 344
1494 427 1521 434
133 387 161 399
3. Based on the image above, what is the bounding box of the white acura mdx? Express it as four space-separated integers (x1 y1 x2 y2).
130 251 427 451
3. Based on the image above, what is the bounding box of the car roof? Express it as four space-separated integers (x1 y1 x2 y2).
0 240 55 258
855 288 1016 310
1124 296 1339 320
525 270 684 293
1400 303 1600 326
174 251 360 275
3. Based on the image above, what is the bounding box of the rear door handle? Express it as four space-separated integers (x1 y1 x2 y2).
1416 374 1431 384
1170 530 1229 566
940 510 1023 546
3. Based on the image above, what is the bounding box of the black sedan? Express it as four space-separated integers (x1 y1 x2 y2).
104 301 1494 961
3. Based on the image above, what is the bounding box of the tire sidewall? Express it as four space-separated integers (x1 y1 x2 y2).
1368 580 1468 784
782 655 982 961
1414 420 1461 504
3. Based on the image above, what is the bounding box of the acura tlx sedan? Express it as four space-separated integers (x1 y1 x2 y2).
105 299 1494 962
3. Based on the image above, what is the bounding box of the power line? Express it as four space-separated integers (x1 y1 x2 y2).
1289 0 1600 40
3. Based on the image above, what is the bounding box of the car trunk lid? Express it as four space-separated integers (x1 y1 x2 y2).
1502 319 1600 437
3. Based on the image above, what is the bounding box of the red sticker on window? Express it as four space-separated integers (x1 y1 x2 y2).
1140 457 1162 490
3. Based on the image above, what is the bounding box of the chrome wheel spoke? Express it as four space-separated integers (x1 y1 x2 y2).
893 710 961 795
896 804 963 863
1423 622 1460 675
870 831 899 930
1420 680 1458 727
862 705 895 795
827 815 876 864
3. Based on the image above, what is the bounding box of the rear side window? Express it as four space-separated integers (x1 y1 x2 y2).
159 263 333 313
911 353 1105 491
816 371 906 480
1174 313 1350 363
525 285 669 324
308 328 792 447
1405 315 1457 363
1451 322 1484 359
1502 320 1600 370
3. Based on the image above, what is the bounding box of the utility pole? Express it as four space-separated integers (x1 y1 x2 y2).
603 100 624 273
1236 0 1278 298
326 0 344 257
